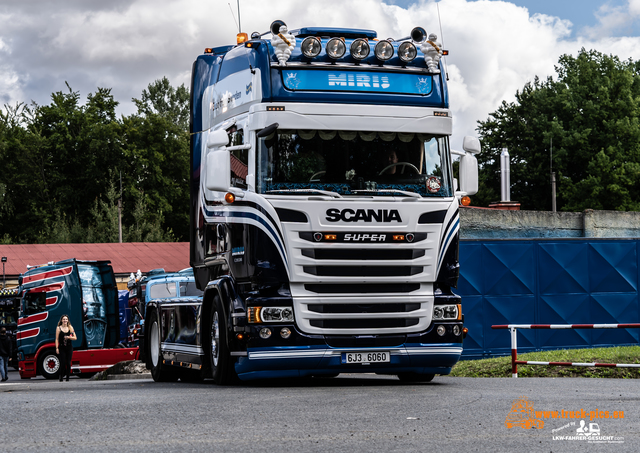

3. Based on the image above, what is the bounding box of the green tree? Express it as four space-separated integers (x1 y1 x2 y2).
476 49 640 211
122 78 190 240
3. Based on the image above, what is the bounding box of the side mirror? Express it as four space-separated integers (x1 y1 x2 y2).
205 149 231 191
459 153 478 196
207 129 229 149
462 136 481 154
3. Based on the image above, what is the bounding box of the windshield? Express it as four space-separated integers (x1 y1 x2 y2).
149 282 177 299
256 129 452 197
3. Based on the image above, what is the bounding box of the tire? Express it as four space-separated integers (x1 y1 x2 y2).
209 295 238 385
148 309 179 382
397 373 435 383
39 350 61 379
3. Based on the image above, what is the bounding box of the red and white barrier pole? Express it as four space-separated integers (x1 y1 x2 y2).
511 327 518 378
492 323 640 378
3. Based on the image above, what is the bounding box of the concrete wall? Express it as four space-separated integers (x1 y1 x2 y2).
460 208 640 239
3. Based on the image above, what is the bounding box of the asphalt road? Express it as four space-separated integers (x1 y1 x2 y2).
1 367 638 452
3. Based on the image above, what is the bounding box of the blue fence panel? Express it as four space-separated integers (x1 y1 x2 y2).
459 239 640 358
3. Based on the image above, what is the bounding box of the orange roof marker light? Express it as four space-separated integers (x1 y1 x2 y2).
237 33 249 45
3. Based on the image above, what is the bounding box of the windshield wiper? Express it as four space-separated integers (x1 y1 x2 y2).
351 189 421 198
266 189 343 198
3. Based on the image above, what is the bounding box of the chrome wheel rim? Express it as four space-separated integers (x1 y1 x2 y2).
150 321 160 367
212 311 220 367
43 354 60 375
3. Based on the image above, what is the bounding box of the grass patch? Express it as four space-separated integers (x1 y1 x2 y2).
449 346 640 378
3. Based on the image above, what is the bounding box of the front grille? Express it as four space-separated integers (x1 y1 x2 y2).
308 303 421 313
303 266 422 277
301 249 425 260
310 318 420 329
304 283 421 294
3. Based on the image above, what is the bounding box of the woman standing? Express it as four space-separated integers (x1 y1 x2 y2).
55 315 77 381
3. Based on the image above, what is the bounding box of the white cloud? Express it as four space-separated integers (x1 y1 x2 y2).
1 0 640 147
581 0 640 39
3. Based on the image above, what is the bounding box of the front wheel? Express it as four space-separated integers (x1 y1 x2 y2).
148 309 179 382
397 373 435 383
209 295 238 385
39 350 61 379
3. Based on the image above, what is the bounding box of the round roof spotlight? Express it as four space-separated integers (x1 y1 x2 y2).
374 40 394 62
326 38 346 59
350 39 370 60
251 31 261 40
301 36 322 58
398 42 417 63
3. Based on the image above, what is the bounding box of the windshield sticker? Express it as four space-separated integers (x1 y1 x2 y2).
426 176 441 193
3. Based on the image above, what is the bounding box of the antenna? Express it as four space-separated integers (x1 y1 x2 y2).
228 3 239 32
436 2 449 81
237 0 242 33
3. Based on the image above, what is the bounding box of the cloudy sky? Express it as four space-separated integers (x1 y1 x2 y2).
1 0 640 147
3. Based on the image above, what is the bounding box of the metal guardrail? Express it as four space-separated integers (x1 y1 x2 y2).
491 323 640 378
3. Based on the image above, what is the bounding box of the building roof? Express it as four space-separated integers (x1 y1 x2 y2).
0 243 189 277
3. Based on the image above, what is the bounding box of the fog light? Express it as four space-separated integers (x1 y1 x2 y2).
280 327 291 339
259 328 272 339
453 325 461 336
436 325 446 336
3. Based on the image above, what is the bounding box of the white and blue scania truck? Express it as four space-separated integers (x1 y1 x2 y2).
145 20 480 383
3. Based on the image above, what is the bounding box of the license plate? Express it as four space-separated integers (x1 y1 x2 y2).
342 351 390 364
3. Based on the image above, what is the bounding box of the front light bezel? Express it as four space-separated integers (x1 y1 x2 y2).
247 306 295 323
398 41 417 62
374 40 394 61
432 303 462 321
301 36 322 58
350 38 370 60
326 37 347 59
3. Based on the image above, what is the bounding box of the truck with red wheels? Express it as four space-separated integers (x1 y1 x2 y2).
16 259 139 379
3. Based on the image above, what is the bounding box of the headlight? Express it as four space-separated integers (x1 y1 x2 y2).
432 304 461 321
301 37 322 58
248 306 295 323
326 38 346 59
374 40 394 61
398 42 417 62
350 38 370 60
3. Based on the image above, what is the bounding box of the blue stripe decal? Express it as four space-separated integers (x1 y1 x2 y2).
437 217 459 270
202 205 288 266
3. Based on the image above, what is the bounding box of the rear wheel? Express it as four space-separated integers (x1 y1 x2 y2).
39 350 61 380
148 309 179 382
209 295 237 385
397 373 435 383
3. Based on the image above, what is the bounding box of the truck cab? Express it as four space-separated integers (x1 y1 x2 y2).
17 259 139 379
